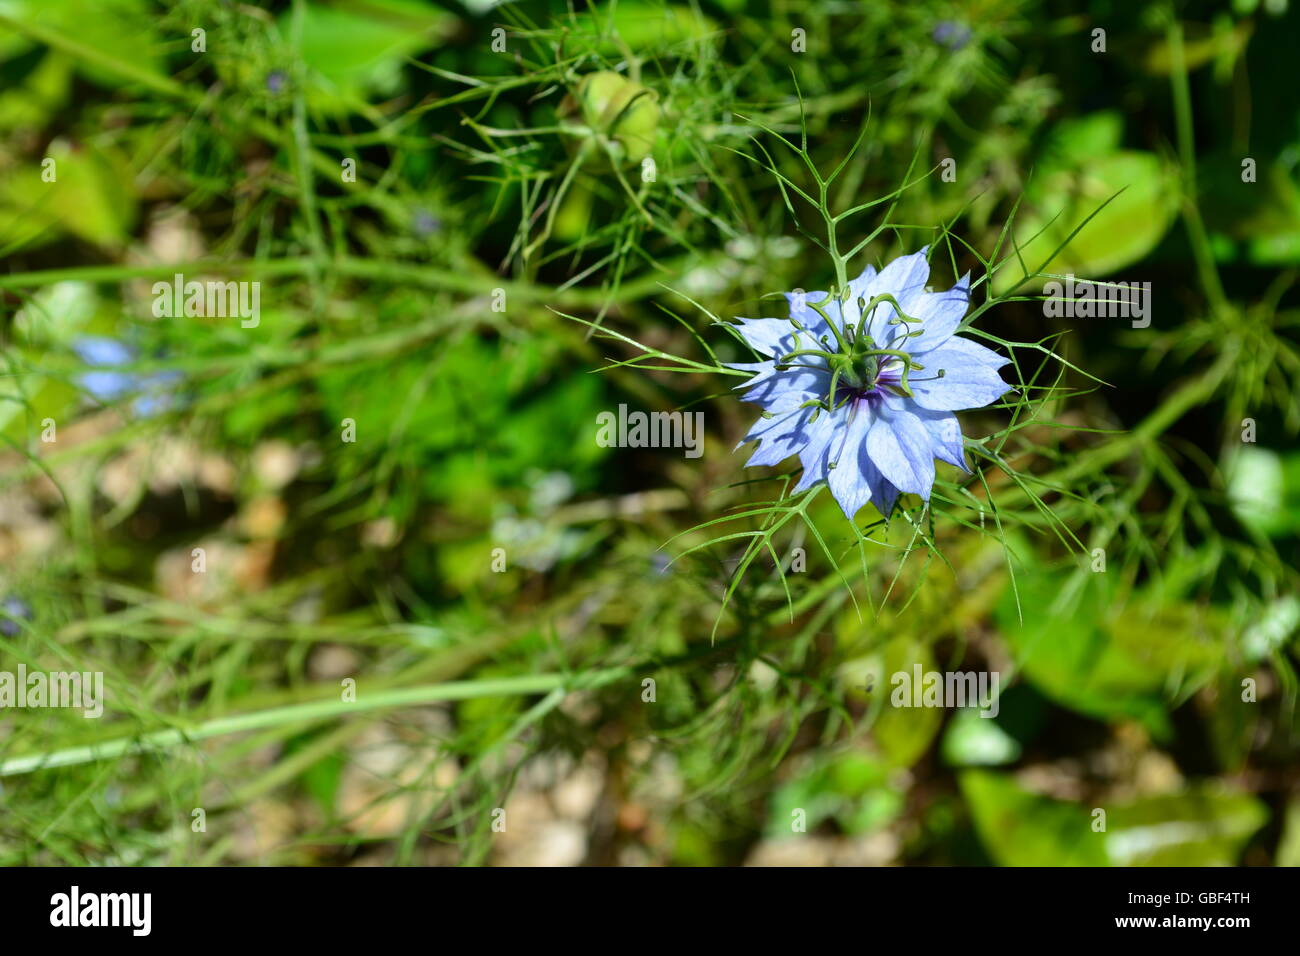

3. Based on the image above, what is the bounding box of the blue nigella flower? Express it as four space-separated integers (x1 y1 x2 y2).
72 336 181 416
412 208 442 238
1 595 33 637
73 337 136 401
728 248 1012 521
933 21 972 51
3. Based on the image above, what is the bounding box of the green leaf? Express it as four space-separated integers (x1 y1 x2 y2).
568 2 717 52
283 736 345 816
942 707 1022 767
961 770 1108 866
1277 799 1300 867
5 0 165 88
963 772 1267 866
1201 156 1300 267
1226 446 1296 537
996 570 1172 734
1203 671 1258 771
766 752 902 837
995 114 1177 293
0 140 136 248
1105 787 1267 866
1240 595 1300 662
870 636 944 768
284 0 454 110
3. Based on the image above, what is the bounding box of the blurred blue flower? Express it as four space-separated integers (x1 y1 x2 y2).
412 209 442 238
73 337 135 401
1 595 33 637
72 336 181 416
933 21 972 50
728 249 1012 520
650 550 672 576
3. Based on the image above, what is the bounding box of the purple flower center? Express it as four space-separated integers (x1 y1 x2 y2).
836 355 907 406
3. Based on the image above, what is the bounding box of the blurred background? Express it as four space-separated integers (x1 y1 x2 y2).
1 0 1298 866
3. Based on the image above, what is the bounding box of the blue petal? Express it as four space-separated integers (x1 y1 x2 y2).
816 402 903 519
786 289 830 323
910 344 1013 411
926 333 1010 369
729 355 828 411
731 317 800 357
847 264 878 302
736 401 800 446
724 360 780 389
914 406 969 472
737 403 821 467
843 265 879 327
132 371 182 418
79 370 134 401
865 401 936 497
726 360 774 378
827 403 876 519
133 392 171 417
740 366 828 413
73 336 134 366
792 405 846 493
777 400 903 519
863 461 901 517
862 248 931 305
902 272 971 355
852 249 932 341
731 289 840 360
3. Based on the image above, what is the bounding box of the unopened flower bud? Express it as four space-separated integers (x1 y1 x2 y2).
558 71 660 167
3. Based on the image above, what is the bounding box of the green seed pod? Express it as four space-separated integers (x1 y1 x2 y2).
558 70 660 167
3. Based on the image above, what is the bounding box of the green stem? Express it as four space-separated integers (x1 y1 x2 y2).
0 256 674 308
0 670 631 777
1165 12 1228 316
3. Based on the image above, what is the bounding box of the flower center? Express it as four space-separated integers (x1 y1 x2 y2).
825 330 916 401
836 350 906 397
774 288 947 419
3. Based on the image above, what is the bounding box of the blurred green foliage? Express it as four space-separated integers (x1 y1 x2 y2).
0 0 1297 867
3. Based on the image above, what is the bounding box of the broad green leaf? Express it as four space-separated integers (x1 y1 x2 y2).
765 752 902 837
1277 799 1300 867
1240 594 1300 661
964 772 1267 866
1106 599 1224 686
1225 445 1282 534
996 570 1172 734
569 2 717 52
0 50 72 132
0 140 136 248
1203 671 1258 771
870 636 944 768
995 114 1177 293
961 770 1108 866
1105 787 1267 866
1141 20 1252 74
942 707 1021 766
3 0 165 87
283 0 454 111
1201 157 1300 267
